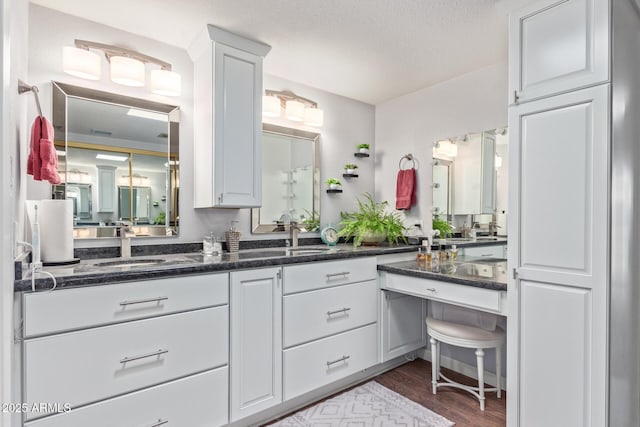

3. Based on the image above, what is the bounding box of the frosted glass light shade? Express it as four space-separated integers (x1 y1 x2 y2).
151 69 181 96
110 56 145 87
262 95 281 117
285 100 304 122
63 46 101 80
435 140 458 158
495 154 503 168
303 108 324 127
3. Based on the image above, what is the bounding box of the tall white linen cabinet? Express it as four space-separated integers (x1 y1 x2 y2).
507 0 640 426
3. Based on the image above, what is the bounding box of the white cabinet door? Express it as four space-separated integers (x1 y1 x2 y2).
380 290 426 363
508 84 608 427
509 85 608 288
508 0 609 104
96 165 116 213
190 27 269 208
230 267 282 421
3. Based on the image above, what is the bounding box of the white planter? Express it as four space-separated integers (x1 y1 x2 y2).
328 183 341 190
345 168 356 174
359 148 370 154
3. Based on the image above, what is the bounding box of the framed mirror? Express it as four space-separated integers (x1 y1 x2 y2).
252 123 320 233
52 81 180 238
433 127 508 217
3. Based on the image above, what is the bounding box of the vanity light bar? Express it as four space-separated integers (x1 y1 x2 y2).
263 89 324 128
96 153 128 162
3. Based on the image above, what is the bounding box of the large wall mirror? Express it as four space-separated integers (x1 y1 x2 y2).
52 82 180 239
432 127 508 219
252 123 320 233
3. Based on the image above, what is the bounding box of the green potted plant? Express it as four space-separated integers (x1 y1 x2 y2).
357 143 370 154
432 215 453 239
300 209 320 232
326 177 342 190
337 193 407 246
344 163 358 174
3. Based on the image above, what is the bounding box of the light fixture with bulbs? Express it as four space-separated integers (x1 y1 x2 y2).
119 173 150 187
433 139 458 158
62 39 181 96
262 89 324 127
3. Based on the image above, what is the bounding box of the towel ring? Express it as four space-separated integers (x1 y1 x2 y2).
399 154 416 170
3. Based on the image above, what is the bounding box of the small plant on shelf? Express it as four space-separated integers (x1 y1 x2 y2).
357 143 370 152
344 163 358 174
326 177 342 190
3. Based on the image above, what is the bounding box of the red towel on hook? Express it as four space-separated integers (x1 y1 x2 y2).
27 116 61 184
396 168 416 210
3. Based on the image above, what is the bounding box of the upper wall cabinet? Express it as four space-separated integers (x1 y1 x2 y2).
189 25 271 208
508 0 609 105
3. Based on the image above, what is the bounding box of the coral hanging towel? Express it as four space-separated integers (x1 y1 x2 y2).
396 168 416 210
27 116 61 185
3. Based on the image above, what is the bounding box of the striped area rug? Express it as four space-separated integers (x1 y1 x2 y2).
271 381 455 427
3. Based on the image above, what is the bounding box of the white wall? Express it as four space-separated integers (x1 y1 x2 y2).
374 61 508 230
1 0 29 424
27 5 375 247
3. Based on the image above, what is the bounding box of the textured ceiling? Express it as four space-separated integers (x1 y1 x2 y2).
30 0 508 104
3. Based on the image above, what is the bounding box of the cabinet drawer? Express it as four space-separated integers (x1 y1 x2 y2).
283 324 378 400
461 245 506 259
23 273 228 337
25 367 228 427
381 273 504 314
283 280 377 348
24 307 228 419
284 257 376 294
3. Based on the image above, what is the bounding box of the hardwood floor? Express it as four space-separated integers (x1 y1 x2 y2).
265 358 506 426
375 358 506 427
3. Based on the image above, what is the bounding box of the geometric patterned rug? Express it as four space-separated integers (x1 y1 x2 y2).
270 381 455 427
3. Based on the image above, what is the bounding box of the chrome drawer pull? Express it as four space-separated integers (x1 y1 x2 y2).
120 348 168 364
326 272 350 280
326 355 350 367
119 296 168 306
425 288 437 292
148 420 169 427
327 307 351 316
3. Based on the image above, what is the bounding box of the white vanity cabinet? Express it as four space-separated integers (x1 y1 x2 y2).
96 165 115 213
229 267 282 421
508 1 610 423
189 25 271 208
20 274 230 426
282 258 379 400
508 0 609 105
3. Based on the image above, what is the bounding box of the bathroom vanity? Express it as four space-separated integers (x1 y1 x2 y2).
13 241 506 427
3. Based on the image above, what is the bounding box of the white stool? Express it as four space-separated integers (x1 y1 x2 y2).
426 316 505 410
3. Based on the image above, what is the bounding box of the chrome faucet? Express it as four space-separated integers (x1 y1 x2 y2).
118 222 136 258
289 222 302 248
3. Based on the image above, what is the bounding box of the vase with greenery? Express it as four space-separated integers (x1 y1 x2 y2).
344 163 358 174
326 177 342 190
357 143 370 154
432 215 453 239
337 193 407 246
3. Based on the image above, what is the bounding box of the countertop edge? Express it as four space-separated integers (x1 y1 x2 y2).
377 263 507 292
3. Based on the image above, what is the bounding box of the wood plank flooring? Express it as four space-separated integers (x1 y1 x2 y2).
265 358 506 426
375 359 506 427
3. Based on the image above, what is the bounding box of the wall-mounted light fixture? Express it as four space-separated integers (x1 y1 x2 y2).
66 168 92 184
433 139 458 158
119 173 150 187
63 39 181 96
262 89 323 127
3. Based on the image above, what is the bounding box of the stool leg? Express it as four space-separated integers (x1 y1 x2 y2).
496 345 502 399
476 348 485 411
430 337 438 394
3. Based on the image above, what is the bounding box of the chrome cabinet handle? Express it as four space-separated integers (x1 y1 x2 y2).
425 288 437 292
327 355 350 367
119 296 168 307
120 348 168 364
148 420 168 427
326 272 350 280
327 307 351 317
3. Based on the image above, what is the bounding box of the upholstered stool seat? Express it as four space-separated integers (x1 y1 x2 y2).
426 316 505 410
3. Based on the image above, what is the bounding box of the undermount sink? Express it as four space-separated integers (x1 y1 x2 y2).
94 259 167 268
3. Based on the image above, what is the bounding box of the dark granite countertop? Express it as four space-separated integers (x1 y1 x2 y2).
377 256 508 291
15 244 417 293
